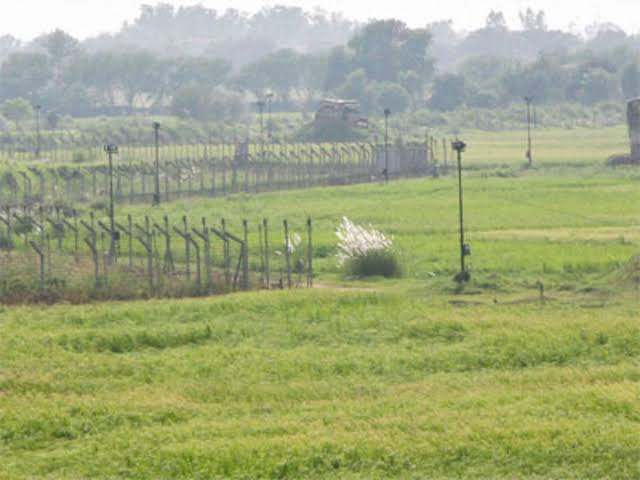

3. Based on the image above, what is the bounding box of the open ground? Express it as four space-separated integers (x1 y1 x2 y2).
1 126 639 479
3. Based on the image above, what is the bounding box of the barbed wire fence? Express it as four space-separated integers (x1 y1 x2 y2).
0 207 314 303
0 138 443 209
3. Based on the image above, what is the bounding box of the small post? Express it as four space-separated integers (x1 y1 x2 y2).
190 235 201 290
29 240 45 293
184 216 191 280
263 218 270 289
192 218 212 292
127 214 133 267
525 96 533 167
81 216 99 287
283 219 292 289
537 281 545 303
384 108 391 183
73 211 79 259
104 143 119 261
258 222 265 287
222 218 231 288
46 233 52 274
307 217 313 288
153 121 161 205
442 138 448 169
35 105 41 159
242 219 249 290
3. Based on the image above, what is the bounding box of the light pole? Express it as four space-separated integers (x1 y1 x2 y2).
257 100 266 160
104 143 119 260
266 92 274 141
525 96 533 167
384 108 391 183
452 139 470 283
35 105 41 159
153 122 161 205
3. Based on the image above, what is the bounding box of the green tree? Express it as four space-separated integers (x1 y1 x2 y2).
235 49 302 104
1 98 34 128
299 53 329 108
519 8 547 31
0 53 51 100
430 74 466 111
399 70 424 109
168 57 231 88
171 84 246 121
348 20 433 83
159 56 231 109
621 63 640 99
374 83 411 113
37 29 80 62
258 49 302 104
579 68 618 104
117 51 161 112
171 84 211 120
71 52 120 108
324 46 352 92
485 10 508 30
337 69 375 112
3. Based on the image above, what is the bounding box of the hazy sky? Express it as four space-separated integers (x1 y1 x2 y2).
2 0 639 40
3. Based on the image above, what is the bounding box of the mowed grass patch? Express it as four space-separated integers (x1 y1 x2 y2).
1 290 639 478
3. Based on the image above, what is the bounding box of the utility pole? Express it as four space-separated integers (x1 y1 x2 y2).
153 122 161 205
257 100 265 161
104 144 119 261
266 92 274 141
35 105 41 159
384 108 391 183
525 96 533 167
452 139 470 283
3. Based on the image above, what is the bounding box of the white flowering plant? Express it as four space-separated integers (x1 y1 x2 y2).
335 217 401 278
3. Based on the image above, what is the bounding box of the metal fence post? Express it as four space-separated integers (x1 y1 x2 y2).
284 219 292 289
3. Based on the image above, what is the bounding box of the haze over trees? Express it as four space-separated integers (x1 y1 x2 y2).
0 3 639 123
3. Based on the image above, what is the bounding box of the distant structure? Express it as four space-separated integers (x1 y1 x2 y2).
314 99 368 129
608 98 640 165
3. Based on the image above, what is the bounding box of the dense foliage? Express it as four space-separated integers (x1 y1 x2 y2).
0 5 639 125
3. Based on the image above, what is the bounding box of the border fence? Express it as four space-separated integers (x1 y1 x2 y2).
0 139 438 209
0 206 314 303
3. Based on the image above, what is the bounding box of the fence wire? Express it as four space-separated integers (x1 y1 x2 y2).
0 209 314 303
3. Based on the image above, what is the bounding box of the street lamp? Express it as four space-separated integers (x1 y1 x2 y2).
257 100 266 160
265 92 274 141
384 108 391 183
452 139 470 283
104 143 119 261
525 96 533 167
153 122 161 205
35 105 41 159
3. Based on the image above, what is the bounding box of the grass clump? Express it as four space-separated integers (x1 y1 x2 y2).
344 248 402 278
336 217 402 278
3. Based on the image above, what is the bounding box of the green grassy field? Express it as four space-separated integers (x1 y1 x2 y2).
1 126 640 479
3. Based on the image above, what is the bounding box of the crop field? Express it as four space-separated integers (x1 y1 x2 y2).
1 126 640 479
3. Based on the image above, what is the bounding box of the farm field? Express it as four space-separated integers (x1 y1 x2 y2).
1 125 640 479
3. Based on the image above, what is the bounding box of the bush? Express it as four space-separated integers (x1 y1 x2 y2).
345 249 402 278
336 217 402 278
72 151 88 163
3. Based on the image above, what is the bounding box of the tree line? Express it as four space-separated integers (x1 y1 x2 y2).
0 4 639 128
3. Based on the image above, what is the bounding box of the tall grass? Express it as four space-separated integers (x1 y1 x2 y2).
1 291 639 478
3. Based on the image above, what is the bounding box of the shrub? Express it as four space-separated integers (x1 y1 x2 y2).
344 249 402 278
336 217 401 278
72 151 88 163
